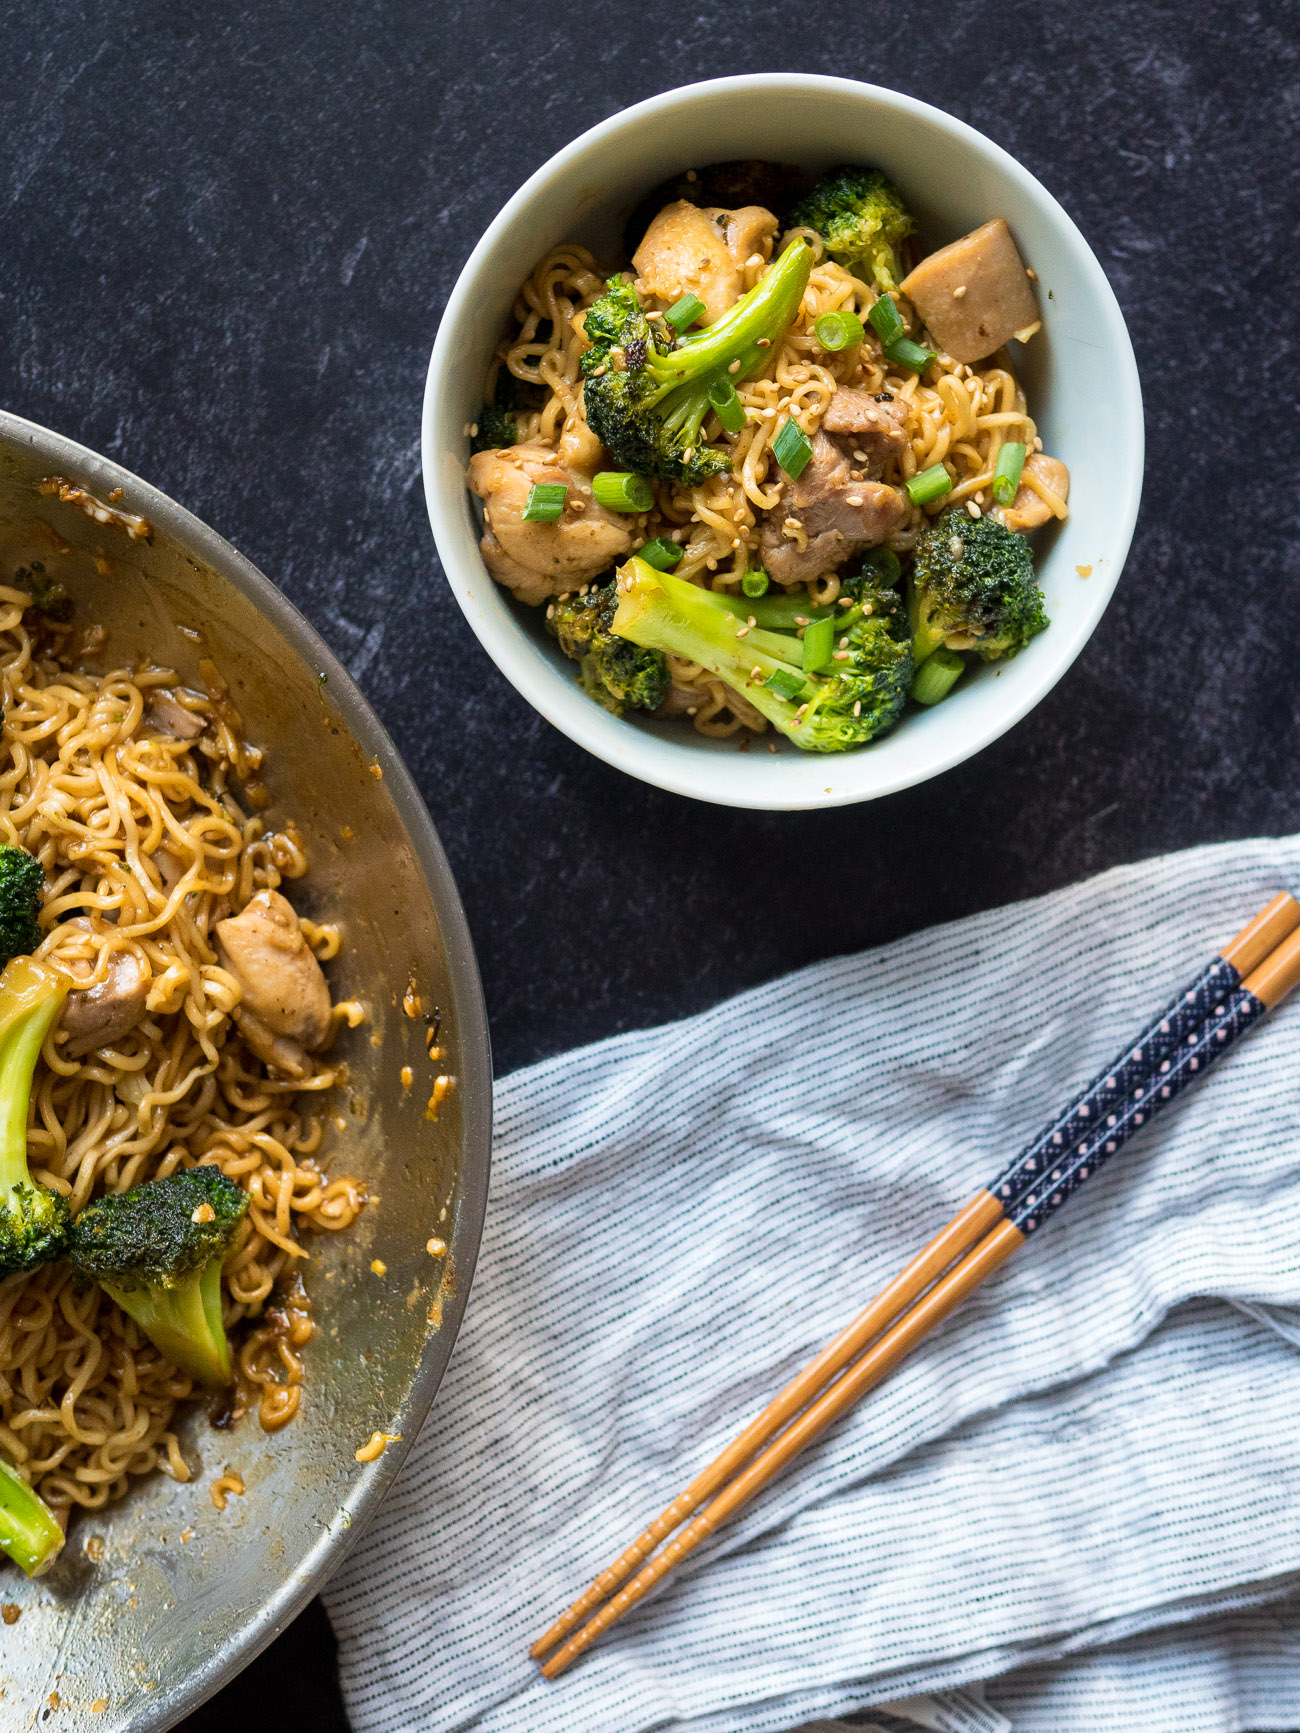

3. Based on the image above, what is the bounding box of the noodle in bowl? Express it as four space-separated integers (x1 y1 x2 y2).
425 75 1143 808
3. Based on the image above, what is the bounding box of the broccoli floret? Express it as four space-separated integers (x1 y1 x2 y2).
547 581 669 715
0 847 44 971
470 403 518 454
69 1168 249 1388
0 1454 64 1578
611 558 912 751
909 508 1048 664
0 957 70 1276
789 167 916 293
581 239 813 485
9 562 73 624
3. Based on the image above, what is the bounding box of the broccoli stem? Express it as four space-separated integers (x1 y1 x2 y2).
0 1454 64 1577
104 1258 231 1389
612 559 811 733
657 239 813 397
0 960 66 1193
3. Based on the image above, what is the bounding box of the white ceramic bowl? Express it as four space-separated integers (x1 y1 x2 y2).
423 74 1142 810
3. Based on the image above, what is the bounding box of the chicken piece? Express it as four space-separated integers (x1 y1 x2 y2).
632 201 778 325
146 690 206 740
760 432 905 584
467 443 634 606
58 924 151 1058
820 388 908 472
993 452 1070 534
231 1006 312 1080
216 890 331 1052
557 413 604 473
900 219 1041 364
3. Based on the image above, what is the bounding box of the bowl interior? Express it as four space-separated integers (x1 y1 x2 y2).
425 76 1142 809
0 417 491 1731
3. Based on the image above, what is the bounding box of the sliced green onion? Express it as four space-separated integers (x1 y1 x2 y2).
866 294 905 344
860 546 902 587
664 292 705 333
521 482 568 523
772 418 813 479
905 464 953 507
814 310 865 352
884 335 936 373
741 569 769 598
638 536 684 571
991 441 1027 506
911 648 965 706
592 471 653 513
765 667 806 702
707 378 747 434
802 614 835 674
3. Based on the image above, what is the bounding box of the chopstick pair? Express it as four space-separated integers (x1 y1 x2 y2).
532 891 1300 1679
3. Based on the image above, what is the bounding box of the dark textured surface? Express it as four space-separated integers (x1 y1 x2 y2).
1 2 1296 1727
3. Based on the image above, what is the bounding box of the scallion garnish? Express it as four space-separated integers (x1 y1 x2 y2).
866 294 905 344
772 418 813 479
664 293 705 333
741 569 769 599
911 648 965 706
802 614 835 673
706 378 747 435
520 482 568 523
592 472 653 513
764 667 806 702
991 442 1027 506
904 464 953 507
813 310 865 352
884 336 936 373
638 536 684 571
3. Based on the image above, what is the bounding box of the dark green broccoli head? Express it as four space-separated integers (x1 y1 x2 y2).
789 167 916 293
582 240 813 485
789 609 913 752
470 403 518 455
71 1167 248 1287
0 1182 70 1278
843 545 903 596
0 848 44 971
548 582 669 715
70 1168 249 1387
910 509 1048 664
10 562 73 624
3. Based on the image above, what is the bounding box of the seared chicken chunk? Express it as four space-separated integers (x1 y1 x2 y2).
993 451 1070 534
821 388 908 473
632 201 779 325
900 219 1041 364
58 921 150 1058
216 890 331 1053
467 442 634 606
760 432 905 584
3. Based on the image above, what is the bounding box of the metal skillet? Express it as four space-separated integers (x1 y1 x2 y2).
0 410 491 1730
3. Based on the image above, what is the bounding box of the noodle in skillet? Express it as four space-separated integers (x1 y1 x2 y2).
0 582 362 1517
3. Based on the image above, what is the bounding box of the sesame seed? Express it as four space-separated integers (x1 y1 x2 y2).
833 649 850 661
794 614 809 626
747 615 756 627
949 537 964 558
746 253 764 269
571 498 586 511
469 422 479 437
546 604 555 619
838 636 849 649
686 705 697 714
592 364 607 377
727 359 741 373
751 665 764 680
768 741 778 753
846 495 863 507
853 449 869 462
853 700 862 716
686 169 697 181
736 625 750 638
1026 267 1038 281
756 338 771 349
952 285 968 299
966 500 982 519
462 423 472 437
671 529 685 542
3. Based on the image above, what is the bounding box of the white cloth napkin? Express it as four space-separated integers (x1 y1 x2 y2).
323 833 1300 1733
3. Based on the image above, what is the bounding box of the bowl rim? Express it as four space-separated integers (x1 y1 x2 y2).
423 72 1144 810
0 406 494 1730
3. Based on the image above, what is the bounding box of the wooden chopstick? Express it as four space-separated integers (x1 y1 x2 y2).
534 894 1300 1678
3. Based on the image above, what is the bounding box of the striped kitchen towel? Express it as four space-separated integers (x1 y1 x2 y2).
324 833 1300 1733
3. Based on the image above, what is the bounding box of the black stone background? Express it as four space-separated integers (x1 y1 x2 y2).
1 1 1297 1727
